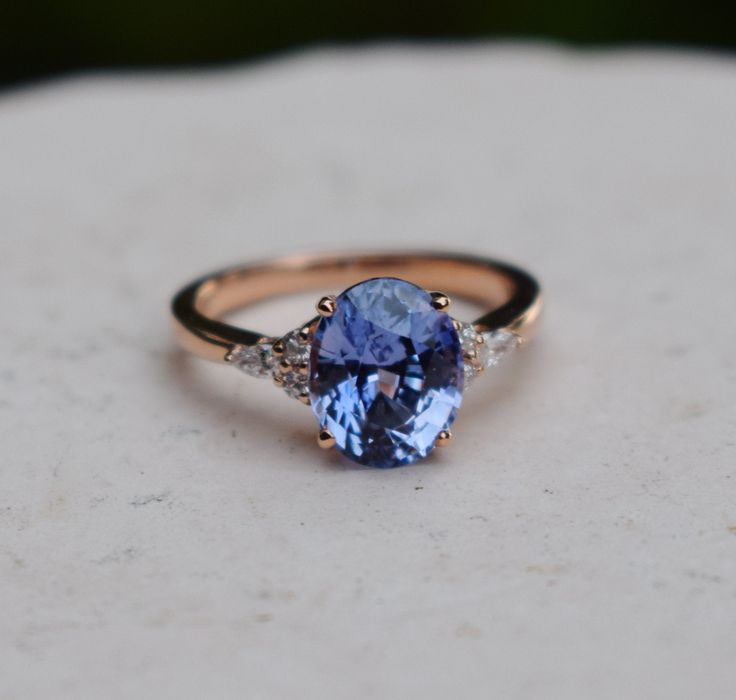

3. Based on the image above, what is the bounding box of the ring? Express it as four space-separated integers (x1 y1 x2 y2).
172 251 541 468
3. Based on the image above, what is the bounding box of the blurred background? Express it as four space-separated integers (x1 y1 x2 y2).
4 0 736 88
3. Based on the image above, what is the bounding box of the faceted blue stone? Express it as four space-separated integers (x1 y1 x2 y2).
309 277 464 467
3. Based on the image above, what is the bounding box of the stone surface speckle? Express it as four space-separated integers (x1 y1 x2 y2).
1 46 735 700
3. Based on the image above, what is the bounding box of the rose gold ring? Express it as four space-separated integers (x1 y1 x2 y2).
172 251 541 468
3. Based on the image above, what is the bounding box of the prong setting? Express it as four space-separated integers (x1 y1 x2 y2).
430 291 451 312
435 429 453 447
316 295 337 317
318 429 336 448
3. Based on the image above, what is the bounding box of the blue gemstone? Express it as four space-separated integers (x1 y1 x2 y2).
309 277 464 467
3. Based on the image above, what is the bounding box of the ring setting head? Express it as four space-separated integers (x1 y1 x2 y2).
228 277 522 468
308 277 464 468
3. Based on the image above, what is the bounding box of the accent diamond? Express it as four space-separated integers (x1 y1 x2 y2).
272 328 311 400
227 341 274 378
458 322 521 385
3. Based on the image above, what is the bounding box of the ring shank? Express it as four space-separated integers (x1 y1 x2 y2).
172 251 541 363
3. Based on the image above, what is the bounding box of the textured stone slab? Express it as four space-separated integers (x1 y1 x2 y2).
1 45 735 700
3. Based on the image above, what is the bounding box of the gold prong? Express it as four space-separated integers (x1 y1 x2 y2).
297 361 309 376
316 295 337 317
318 428 336 448
298 325 311 342
452 318 463 332
271 339 285 356
435 429 453 447
298 391 310 405
430 291 451 312
273 375 285 388
278 358 291 373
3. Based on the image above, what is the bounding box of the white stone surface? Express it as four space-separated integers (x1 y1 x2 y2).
1 45 735 700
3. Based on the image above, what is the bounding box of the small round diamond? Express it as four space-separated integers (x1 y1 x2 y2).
309 278 464 468
274 329 310 400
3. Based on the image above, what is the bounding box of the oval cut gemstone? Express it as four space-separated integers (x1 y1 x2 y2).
309 277 464 467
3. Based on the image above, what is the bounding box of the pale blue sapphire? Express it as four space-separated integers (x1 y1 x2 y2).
309 278 464 467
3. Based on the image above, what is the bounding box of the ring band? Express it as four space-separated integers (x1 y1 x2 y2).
172 251 541 468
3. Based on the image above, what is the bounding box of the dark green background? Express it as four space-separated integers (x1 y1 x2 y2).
4 1 735 87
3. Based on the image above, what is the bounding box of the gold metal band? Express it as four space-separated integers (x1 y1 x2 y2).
171 251 541 363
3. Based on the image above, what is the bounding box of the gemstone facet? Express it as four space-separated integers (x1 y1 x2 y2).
309 278 464 467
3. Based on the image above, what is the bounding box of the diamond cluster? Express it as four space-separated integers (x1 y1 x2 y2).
271 328 312 401
457 322 522 385
228 320 520 400
227 327 312 402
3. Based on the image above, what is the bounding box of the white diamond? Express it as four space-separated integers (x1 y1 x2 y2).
481 330 521 368
228 341 273 378
457 322 521 386
272 328 312 400
228 325 314 403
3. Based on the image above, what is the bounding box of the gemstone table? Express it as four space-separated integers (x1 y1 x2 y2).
1 46 735 699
